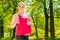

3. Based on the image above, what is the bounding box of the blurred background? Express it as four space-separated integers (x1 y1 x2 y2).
0 0 60 40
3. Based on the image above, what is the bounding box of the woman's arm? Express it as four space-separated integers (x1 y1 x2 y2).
26 13 33 26
10 14 17 29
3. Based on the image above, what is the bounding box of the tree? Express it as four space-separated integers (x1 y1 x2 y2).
43 0 49 39
0 1 4 38
0 18 4 38
49 0 55 39
12 0 18 38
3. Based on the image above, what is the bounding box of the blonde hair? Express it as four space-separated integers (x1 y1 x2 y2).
18 2 25 8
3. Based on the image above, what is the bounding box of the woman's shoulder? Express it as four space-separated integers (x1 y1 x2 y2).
24 12 30 16
12 13 18 18
13 13 18 16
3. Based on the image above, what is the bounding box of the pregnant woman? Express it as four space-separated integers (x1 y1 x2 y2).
10 2 32 40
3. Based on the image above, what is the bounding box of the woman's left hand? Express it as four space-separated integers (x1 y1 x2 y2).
26 21 31 25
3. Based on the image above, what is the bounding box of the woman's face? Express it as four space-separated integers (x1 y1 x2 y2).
18 4 25 11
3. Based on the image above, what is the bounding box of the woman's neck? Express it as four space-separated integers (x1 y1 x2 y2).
18 11 25 16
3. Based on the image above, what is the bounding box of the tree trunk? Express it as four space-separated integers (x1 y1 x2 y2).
12 6 16 38
49 0 55 39
31 14 38 39
0 19 4 38
12 0 18 38
43 0 49 39
35 14 38 39
12 28 16 38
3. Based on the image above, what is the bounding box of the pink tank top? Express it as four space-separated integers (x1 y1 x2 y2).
16 14 31 36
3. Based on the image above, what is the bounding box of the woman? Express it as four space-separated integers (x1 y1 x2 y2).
10 2 32 40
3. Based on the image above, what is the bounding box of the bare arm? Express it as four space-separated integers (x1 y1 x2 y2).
27 13 33 26
10 14 17 29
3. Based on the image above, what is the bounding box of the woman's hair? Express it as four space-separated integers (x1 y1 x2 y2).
18 2 25 8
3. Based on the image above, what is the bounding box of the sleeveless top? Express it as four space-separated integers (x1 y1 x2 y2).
16 14 31 36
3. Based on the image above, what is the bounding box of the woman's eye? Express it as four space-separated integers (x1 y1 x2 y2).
19 6 24 8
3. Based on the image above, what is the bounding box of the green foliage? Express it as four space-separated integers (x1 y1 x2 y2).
0 0 60 40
